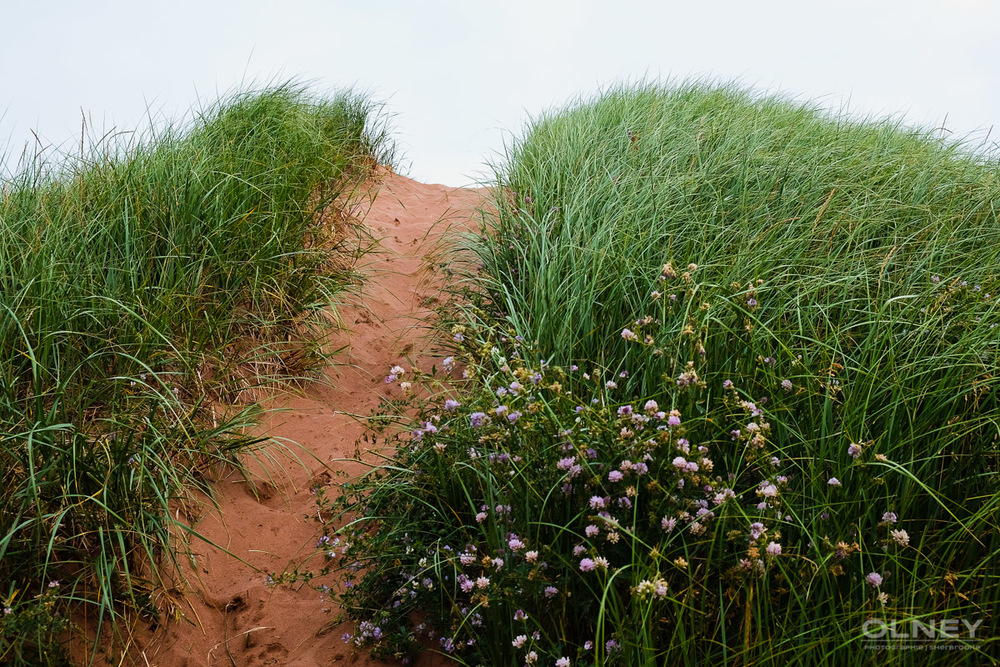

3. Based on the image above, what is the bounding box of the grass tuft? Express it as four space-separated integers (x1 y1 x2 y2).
0 81 393 665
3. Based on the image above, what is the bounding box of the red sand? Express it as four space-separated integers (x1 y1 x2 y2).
79 173 486 666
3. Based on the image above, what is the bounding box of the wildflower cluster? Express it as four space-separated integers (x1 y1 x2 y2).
323 303 895 663
311 259 1000 664
0 582 69 663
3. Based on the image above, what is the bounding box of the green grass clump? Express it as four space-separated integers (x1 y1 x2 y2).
328 82 1000 665
480 80 1000 393
0 82 393 664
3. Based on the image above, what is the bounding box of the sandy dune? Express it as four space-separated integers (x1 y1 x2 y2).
85 174 485 666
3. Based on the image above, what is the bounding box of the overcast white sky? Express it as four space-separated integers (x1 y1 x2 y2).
2 0 997 186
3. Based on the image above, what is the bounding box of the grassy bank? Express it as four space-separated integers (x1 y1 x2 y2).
330 82 1000 665
0 83 393 665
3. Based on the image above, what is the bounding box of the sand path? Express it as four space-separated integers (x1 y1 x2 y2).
114 174 484 666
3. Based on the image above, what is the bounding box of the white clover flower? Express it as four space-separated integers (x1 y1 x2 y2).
635 580 656 597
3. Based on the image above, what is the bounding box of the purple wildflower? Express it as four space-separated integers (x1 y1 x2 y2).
557 456 576 470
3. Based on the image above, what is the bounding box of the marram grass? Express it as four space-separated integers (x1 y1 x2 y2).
0 82 393 665
325 82 1000 665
